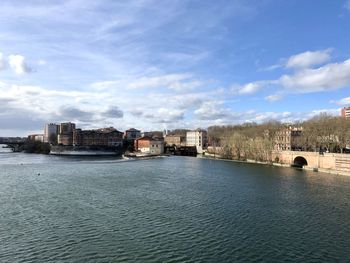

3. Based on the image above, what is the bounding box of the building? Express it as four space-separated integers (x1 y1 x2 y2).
44 123 59 143
186 129 207 154
274 126 303 151
28 134 44 142
141 131 164 138
164 134 186 147
73 127 123 147
59 122 76 134
134 136 164 155
57 122 76 145
341 107 350 118
124 128 141 141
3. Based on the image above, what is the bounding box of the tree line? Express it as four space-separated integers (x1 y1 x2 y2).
207 114 350 162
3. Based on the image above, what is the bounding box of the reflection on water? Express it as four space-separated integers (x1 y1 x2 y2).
0 144 13 153
0 153 349 262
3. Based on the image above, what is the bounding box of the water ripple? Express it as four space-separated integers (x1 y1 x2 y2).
0 156 350 262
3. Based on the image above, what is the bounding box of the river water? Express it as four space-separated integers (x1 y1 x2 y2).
1 145 350 262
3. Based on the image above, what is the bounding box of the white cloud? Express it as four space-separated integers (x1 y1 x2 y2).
233 82 263 94
194 101 234 120
236 56 350 96
168 80 202 91
127 74 192 89
345 0 350 11
280 58 350 92
333 97 350 105
37 59 47 66
0 76 342 135
157 108 185 123
91 73 202 92
193 102 341 124
286 49 332 69
0 78 209 133
250 111 290 123
265 93 283 102
8 55 32 74
0 52 6 70
261 64 282 71
90 80 123 90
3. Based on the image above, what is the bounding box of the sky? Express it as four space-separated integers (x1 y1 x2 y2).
0 0 350 136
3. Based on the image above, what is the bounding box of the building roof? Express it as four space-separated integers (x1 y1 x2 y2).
165 134 185 137
136 136 164 142
135 136 153 141
125 128 141 132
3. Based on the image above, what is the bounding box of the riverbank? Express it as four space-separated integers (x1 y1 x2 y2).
202 152 350 176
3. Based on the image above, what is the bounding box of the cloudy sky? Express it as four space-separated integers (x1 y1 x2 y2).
1 0 350 136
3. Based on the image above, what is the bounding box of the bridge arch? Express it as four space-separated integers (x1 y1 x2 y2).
293 156 308 168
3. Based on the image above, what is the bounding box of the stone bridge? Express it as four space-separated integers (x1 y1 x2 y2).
0 139 26 152
272 150 350 173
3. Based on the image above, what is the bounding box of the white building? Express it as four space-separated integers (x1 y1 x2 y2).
44 123 59 143
186 129 207 154
28 134 44 142
134 137 164 155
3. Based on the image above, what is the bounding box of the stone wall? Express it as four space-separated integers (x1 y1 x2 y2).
272 151 350 173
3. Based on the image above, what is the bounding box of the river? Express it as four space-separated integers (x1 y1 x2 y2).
0 146 349 262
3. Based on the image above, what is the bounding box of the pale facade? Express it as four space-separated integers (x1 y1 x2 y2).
164 134 186 146
186 129 207 154
28 134 44 142
274 126 302 151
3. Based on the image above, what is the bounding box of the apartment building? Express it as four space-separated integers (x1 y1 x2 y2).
73 127 123 147
186 129 207 154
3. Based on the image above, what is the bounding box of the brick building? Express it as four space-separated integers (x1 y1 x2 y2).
341 107 350 118
134 136 164 155
73 127 123 147
57 122 76 145
274 126 303 151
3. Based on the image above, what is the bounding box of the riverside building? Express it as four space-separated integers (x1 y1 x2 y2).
186 129 207 154
73 127 123 147
124 128 141 141
44 123 59 143
164 134 186 147
274 126 303 151
134 136 164 155
57 122 76 145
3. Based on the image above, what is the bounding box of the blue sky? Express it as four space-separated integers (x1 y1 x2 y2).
0 0 350 136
